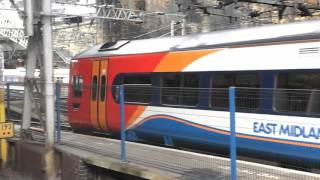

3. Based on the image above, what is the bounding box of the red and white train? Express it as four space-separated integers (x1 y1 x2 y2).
68 20 320 166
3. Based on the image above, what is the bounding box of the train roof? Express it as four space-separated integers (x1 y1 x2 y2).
74 20 320 59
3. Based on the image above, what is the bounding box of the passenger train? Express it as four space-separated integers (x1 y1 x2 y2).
68 20 320 167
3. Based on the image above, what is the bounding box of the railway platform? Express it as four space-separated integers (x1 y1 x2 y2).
7 130 318 180
56 132 320 179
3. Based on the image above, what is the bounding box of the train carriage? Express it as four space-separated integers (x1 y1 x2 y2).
68 20 320 166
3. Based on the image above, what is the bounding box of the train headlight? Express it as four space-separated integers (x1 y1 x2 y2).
71 59 78 63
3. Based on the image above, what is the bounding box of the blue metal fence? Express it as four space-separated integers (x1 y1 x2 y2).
6 83 10 120
119 85 127 162
55 81 62 144
6 82 320 179
229 87 237 180
117 85 239 178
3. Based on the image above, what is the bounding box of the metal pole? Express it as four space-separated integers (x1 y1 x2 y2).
42 1 56 179
229 87 237 180
6 83 10 121
119 85 126 162
42 0 55 147
170 20 175 36
22 34 37 131
55 82 61 144
181 18 186 36
24 0 34 36
0 45 4 82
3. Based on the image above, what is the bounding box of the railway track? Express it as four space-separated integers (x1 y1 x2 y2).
4 87 71 130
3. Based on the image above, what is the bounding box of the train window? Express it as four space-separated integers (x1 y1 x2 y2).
123 74 151 104
211 74 260 111
275 72 320 115
72 75 83 98
161 73 199 106
91 76 98 101
100 75 106 101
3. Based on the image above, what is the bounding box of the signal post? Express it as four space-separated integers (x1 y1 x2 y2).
0 88 14 167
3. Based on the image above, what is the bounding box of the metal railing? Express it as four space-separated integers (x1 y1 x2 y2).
4 82 320 179
115 85 320 179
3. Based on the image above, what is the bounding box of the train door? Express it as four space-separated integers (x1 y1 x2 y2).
90 59 108 131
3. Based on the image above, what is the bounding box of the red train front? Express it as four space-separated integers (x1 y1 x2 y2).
67 41 168 134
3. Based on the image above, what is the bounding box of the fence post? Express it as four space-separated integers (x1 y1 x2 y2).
119 85 126 162
229 87 237 180
55 82 61 144
6 83 10 121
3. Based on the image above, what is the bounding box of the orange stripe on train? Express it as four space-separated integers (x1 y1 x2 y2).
153 49 217 72
127 106 146 127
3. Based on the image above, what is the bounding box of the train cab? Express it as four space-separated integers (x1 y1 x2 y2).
68 57 108 131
